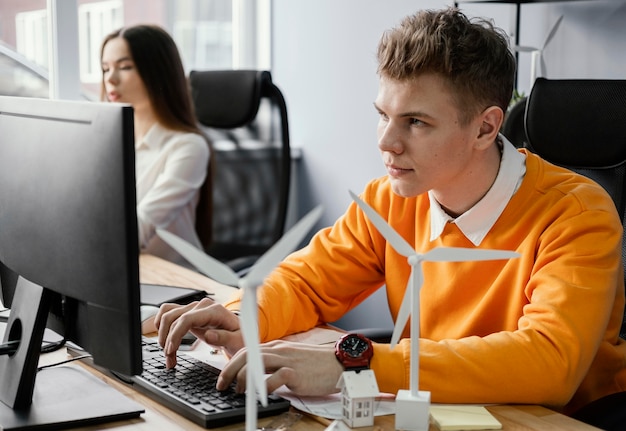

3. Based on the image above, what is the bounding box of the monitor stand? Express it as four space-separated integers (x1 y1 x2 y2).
0 366 145 430
0 277 144 430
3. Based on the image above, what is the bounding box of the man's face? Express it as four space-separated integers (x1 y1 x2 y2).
375 73 483 203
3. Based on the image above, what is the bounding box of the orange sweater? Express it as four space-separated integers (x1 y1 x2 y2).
225 150 626 413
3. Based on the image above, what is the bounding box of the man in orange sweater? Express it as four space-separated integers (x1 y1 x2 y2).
156 7 626 420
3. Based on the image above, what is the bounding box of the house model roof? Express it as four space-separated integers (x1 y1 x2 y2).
336 370 380 398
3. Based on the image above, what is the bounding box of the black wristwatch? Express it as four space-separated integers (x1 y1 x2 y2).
334 333 373 372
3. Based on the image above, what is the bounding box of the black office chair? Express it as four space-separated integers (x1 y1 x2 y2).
189 70 291 273
501 96 528 148
524 77 626 431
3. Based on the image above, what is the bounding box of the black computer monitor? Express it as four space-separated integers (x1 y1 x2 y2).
0 96 144 429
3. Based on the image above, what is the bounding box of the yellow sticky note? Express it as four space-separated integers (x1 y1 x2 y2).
430 405 502 430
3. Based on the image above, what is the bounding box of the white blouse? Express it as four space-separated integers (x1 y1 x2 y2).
135 122 210 265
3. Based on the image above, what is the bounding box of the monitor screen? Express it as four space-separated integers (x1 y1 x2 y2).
0 96 143 428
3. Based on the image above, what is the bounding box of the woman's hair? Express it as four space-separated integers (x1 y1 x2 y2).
100 24 202 136
377 7 516 125
101 24 214 241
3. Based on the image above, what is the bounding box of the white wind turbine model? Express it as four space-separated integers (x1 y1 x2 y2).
157 205 323 431
514 15 563 90
349 191 519 431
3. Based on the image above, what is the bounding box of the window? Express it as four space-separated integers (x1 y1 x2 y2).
79 1 123 84
15 9 48 68
172 0 233 71
0 0 269 99
174 20 233 71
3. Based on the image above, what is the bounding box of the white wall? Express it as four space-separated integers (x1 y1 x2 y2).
273 1 431 229
271 0 626 330
513 1 626 95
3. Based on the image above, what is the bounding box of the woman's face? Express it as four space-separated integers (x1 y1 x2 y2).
101 37 150 110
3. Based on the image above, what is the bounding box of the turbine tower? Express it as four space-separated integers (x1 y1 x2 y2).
350 191 519 431
158 205 323 431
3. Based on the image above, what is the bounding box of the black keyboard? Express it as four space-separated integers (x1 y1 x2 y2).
133 337 291 428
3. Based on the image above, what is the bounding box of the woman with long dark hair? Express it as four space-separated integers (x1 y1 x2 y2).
101 24 211 265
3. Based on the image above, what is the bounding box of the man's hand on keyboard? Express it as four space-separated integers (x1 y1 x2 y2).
155 298 244 369
154 298 345 398
217 340 344 397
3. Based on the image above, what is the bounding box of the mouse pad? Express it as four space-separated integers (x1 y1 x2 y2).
140 283 210 307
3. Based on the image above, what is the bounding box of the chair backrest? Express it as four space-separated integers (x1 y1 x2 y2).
524 77 626 338
189 70 291 271
501 96 528 148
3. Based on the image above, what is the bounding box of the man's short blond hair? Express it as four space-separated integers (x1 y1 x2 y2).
377 7 515 125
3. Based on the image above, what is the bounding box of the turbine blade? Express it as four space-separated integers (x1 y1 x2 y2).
156 229 239 286
423 247 520 262
244 205 323 285
349 190 415 258
390 265 416 348
514 46 538 52
543 15 563 48
530 51 540 87
240 288 268 406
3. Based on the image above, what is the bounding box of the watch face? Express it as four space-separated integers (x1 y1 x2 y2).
340 335 369 358
335 333 373 370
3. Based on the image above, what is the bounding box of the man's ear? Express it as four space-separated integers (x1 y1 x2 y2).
476 106 503 149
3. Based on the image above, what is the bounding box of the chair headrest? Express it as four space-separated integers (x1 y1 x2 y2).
525 78 626 169
189 70 272 128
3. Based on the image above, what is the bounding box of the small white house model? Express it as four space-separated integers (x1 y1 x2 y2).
336 370 379 428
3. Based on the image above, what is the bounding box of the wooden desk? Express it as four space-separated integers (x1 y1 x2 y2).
139 253 238 305
62 254 600 431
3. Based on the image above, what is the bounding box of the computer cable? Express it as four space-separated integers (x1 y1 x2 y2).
37 353 93 371
40 337 67 354
39 294 71 354
0 333 66 355
0 339 19 355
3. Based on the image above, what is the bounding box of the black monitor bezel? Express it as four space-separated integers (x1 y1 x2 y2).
0 96 143 417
